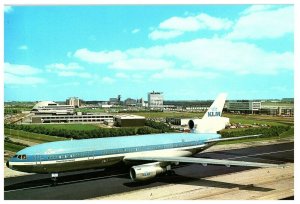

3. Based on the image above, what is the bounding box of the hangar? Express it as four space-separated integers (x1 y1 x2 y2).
114 115 145 127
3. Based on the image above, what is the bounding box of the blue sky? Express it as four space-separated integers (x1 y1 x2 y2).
4 5 294 101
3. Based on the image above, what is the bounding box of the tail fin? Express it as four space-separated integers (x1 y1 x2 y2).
202 93 227 119
188 93 229 133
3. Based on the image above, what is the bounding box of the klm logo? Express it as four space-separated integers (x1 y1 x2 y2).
208 107 221 117
208 111 221 117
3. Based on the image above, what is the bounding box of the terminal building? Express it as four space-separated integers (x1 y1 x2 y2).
148 91 163 109
226 100 294 116
31 101 74 115
260 102 294 116
31 114 114 124
226 100 261 114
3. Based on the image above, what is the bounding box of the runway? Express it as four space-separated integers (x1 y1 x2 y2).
4 142 293 200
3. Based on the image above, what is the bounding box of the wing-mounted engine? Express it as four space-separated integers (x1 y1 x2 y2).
129 163 166 181
188 117 229 133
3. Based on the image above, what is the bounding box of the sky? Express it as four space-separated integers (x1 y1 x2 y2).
4 5 294 101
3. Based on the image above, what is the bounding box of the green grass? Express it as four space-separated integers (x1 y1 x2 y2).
218 127 294 145
222 113 293 126
27 124 101 131
4 128 67 143
131 111 204 119
4 141 27 152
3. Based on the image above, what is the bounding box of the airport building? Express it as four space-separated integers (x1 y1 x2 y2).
31 114 114 124
124 98 137 106
114 115 146 127
166 117 191 126
66 97 81 108
260 102 294 116
226 100 294 116
148 91 163 109
31 101 75 115
226 100 261 114
109 95 121 105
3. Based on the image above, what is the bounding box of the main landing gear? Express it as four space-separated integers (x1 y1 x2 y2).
166 170 176 176
51 173 59 186
165 165 176 176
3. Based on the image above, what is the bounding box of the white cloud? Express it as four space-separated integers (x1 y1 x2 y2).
5 73 46 85
4 63 46 85
148 30 183 40
240 5 277 15
57 71 92 78
46 62 82 71
102 77 115 84
149 13 232 40
196 14 232 30
74 37 293 76
227 6 293 39
4 63 42 76
132 29 140 34
18 45 28 50
159 14 232 32
161 38 293 74
115 72 129 79
74 48 127 64
110 58 173 70
46 62 92 78
132 74 144 79
4 6 13 13
160 16 201 31
152 69 217 79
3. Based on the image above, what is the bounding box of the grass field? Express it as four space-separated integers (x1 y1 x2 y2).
132 111 293 126
4 141 27 152
27 124 101 131
223 113 293 126
5 128 67 144
219 127 294 145
131 111 204 119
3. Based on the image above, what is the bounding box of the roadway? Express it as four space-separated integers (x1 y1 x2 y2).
4 142 294 200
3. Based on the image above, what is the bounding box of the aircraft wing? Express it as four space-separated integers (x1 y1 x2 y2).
124 156 282 168
205 134 263 144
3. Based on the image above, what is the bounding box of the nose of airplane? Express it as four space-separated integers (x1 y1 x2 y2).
6 161 9 168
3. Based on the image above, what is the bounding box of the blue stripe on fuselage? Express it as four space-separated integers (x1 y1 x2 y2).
11 133 220 163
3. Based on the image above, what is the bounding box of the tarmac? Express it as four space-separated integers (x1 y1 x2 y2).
4 141 293 200
97 163 293 200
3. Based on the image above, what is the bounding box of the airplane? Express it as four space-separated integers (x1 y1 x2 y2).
6 93 282 183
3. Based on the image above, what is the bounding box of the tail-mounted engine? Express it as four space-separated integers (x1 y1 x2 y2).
188 117 229 133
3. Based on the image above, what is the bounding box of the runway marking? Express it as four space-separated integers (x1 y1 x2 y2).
4 185 50 193
4 173 128 193
227 149 294 160
60 173 128 185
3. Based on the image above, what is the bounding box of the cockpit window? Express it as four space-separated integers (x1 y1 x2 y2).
13 155 18 158
16 155 27 160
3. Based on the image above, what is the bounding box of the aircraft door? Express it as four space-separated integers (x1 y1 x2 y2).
88 151 95 160
36 154 42 165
